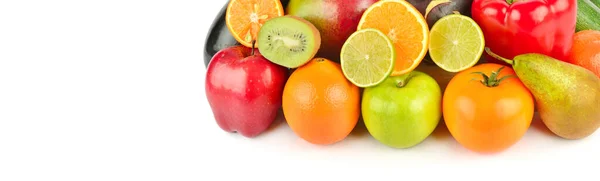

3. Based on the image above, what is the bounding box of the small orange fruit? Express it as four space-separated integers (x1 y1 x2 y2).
226 0 284 47
282 58 360 145
570 30 600 78
357 0 430 76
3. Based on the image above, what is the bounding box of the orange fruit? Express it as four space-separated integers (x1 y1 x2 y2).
357 0 429 76
282 58 360 145
570 30 600 78
226 0 284 47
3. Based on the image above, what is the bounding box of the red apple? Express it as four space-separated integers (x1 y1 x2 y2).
286 0 378 62
205 46 288 138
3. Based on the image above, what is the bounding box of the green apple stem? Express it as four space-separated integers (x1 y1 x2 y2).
396 72 413 88
485 47 514 65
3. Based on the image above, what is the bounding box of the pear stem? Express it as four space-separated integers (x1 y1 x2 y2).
396 72 413 88
485 47 514 65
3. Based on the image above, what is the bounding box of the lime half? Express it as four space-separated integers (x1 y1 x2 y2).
341 28 395 88
429 14 485 72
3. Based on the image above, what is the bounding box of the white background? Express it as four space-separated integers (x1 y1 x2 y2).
1 0 599 180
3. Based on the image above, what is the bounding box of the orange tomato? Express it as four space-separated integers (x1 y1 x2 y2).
570 30 600 78
282 58 360 145
443 63 534 153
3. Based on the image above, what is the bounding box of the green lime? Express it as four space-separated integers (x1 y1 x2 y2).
341 28 395 88
429 14 485 72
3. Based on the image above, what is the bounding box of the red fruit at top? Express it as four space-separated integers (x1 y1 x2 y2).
286 0 379 61
472 0 576 64
205 45 288 138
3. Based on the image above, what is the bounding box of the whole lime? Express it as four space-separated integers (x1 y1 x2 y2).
362 71 442 148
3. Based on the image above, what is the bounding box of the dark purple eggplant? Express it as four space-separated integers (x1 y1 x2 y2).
407 0 473 28
203 0 290 67
203 1 238 67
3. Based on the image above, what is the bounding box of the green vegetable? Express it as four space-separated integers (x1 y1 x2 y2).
576 0 600 32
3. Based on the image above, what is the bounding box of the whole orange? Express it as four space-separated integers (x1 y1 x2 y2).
570 30 600 78
282 58 360 145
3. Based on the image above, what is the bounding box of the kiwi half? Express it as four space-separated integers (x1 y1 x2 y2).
257 15 321 68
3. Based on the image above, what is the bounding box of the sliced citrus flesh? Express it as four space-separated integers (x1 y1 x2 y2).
226 0 284 47
429 14 484 72
341 28 396 88
357 0 429 76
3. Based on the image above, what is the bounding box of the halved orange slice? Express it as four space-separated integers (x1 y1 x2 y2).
226 0 284 47
357 0 430 76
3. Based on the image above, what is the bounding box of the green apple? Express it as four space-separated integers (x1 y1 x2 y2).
362 71 442 148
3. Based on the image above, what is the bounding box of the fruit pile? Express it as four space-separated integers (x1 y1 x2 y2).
203 0 600 154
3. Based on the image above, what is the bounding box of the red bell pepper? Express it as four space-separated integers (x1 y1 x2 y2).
472 0 577 63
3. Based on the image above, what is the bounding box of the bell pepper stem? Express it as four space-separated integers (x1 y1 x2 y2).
485 47 514 65
506 0 515 4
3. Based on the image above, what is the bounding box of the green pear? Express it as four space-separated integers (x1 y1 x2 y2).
486 48 600 140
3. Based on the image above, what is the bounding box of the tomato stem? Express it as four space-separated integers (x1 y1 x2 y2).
396 72 413 88
471 66 515 87
485 47 514 65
